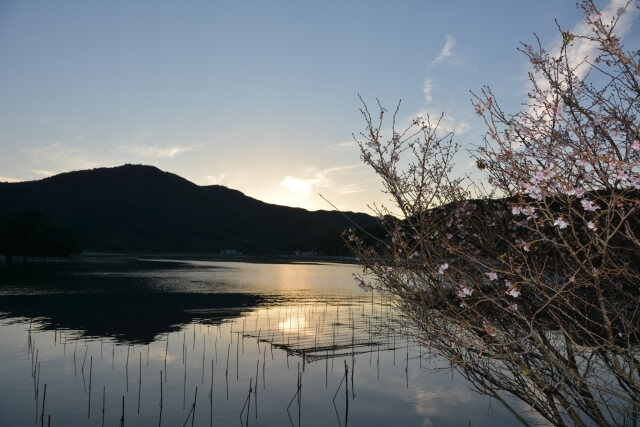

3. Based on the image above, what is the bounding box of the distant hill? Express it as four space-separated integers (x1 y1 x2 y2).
0 164 377 254
0 211 81 261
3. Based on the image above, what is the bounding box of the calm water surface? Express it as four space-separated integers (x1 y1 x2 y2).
0 256 533 426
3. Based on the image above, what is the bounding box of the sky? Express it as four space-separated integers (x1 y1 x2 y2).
1 0 638 213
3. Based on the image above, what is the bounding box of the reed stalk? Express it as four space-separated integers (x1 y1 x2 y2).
120 395 124 427
137 352 141 415
40 384 46 427
88 356 93 419
102 385 105 427
159 370 163 427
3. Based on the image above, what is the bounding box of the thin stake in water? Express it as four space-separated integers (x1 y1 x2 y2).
210 359 213 427
159 370 163 427
102 385 105 427
225 343 230 400
183 356 187 410
239 379 252 427
262 347 266 390
88 356 93 419
181 387 198 427
120 395 124 427
126 344 130 393
255 359 259 419
202 334 206 385
138 352 142 415
40 384 46 427
164 338 168 383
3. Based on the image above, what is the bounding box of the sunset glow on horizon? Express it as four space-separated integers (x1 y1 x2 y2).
1 1 637 212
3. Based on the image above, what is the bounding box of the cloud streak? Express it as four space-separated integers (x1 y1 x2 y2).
24 142 99 176
336 183 365 195
530 0 637 107
280 165 363 198
281 176 313 194
327 140 358 151
432 35 456 65
205 173 227 185
118 142 206 159
423 79 434 105
408 40 469 137
28 169 57 177
416 109 471 135
562 0 635 80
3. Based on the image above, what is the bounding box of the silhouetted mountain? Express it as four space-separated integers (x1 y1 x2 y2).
0 165 377 254
0 211 81 261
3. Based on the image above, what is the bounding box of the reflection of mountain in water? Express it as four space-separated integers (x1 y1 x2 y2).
0 292 263 344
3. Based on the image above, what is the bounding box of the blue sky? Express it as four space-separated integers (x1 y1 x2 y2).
1 1 637 212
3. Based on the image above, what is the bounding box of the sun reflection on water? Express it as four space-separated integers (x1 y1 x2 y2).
278 316 306 333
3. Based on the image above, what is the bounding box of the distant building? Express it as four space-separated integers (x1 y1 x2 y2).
293 250 318 257
220 249 242 255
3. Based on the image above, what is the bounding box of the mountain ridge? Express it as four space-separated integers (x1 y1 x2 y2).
0 164 377 254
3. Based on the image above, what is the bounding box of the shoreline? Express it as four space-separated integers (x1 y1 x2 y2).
1 251 359 266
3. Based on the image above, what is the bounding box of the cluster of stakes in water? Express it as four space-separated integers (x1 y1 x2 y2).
24 294 434 427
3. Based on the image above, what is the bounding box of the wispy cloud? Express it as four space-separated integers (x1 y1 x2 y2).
28 169 57 177
280 165 361 198
281 176 314 194
24 142 99 175
562 0 635 79
336 183 365 195
117 142 206 159
327 140 358 151
205 173 227 185
432 35 456 65
199 168 254 190
413 108 471 136
423 79 434 105
411 49 469 136
530 0 637 110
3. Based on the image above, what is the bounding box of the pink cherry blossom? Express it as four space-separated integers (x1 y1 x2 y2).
581 199 600 212
507 288 520 298
521 206 537 220
438 263 449 274
483 321 497 337
485 272 498 281
554 218 568 229
456 286 474 298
